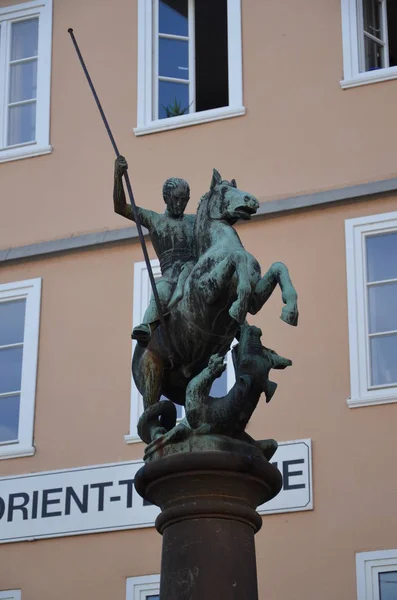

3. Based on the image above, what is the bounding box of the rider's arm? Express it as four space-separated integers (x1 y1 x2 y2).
113 156 158 230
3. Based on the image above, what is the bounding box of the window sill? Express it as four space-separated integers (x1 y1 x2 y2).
124 433 142 444
0 444 35 460
134 105 246 136
341 66 397 89
348 393 397 408
0 144 52 164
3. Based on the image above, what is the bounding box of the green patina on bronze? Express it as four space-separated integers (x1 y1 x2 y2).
113 157 298 461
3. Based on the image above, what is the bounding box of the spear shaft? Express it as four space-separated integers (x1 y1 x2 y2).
67 28 169 341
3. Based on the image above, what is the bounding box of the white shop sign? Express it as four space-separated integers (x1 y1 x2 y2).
0 439 312 544
258 438 312 514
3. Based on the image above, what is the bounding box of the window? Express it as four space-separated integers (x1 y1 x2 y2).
125 259 234 443
0 590 21 600
345 211 397 407
0 278 41 459
0 0 52 163
341 0 397 87
135 0 244 135
357 550 397 600
126 575 160 600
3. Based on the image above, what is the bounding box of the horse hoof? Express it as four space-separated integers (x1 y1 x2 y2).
280 306 299 327
229 305 244 324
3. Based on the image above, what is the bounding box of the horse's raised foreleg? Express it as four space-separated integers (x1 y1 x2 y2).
249 262 298 326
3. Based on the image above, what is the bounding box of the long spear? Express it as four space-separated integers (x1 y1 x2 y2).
68 28 169 342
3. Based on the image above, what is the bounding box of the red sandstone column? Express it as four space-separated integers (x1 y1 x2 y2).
135 451 282 600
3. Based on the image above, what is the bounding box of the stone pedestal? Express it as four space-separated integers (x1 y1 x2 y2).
134 450 282 600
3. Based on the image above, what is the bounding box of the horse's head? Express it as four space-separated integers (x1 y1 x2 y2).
207 168 259 223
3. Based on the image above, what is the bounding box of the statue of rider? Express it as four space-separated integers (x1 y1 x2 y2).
113 156 196 346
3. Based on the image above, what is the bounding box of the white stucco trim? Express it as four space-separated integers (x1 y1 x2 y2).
356 549 397 600
0 278 41 459
340 0 397 88
345 211 397 407
0 0 52 161
135 0 244 134
0 591 21 600
126 575 160 600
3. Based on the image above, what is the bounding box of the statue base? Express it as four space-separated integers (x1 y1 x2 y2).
134 450 282 600
143 427 271 462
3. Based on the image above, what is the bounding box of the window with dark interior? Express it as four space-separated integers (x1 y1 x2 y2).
341 0 397 87
136 0 244 134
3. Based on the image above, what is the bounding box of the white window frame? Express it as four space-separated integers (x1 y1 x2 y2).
153 0 195 119
0 278 41 459
345 210 397 408
341 0 397 88
135 0 245 136
125 259 235 443
126 575 160 600
0 590 21 600
0 0 52 163
357 549 397 600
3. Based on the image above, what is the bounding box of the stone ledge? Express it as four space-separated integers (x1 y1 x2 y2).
2 175 397 264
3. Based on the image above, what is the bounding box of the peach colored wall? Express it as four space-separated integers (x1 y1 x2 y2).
1 0 397 597
1 194 397 600
2 0 397 250
0 0 27 5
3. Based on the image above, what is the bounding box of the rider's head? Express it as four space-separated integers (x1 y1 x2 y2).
163 177 190 218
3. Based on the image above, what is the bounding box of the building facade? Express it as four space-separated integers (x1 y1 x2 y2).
0 0 397 598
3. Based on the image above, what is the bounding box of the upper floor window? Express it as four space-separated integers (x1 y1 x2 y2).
135 0 244 135
0 278 41 459
345 211 397 407
341 0 397 88
126 575 160 600
0 591 21 600
0 0 52 163
356 549 397 600
125 259 234 443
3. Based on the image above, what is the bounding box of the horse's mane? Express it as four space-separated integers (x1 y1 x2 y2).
196 190 211 220
194 190 213 257
196 179 231 222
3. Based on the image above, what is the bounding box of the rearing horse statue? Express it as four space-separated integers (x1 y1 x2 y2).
133 169 298 443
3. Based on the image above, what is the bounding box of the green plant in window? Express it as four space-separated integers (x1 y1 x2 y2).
162 98 191 118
